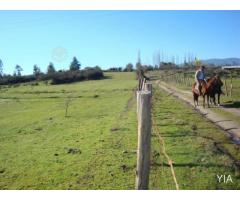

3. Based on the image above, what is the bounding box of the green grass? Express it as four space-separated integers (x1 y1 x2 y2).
150 85 240 189
0 72 138 189
1 72 239 189
210 107 240 125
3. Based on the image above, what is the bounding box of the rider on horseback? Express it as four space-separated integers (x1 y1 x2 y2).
195 65 207 95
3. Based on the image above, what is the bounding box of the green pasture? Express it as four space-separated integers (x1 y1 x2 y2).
0 72 239 189
0 72 138 189
150 85 240 189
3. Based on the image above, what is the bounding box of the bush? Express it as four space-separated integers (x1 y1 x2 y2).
51 71 84 84
0 75 35 85
82 68 103 80
0 68 104 85
51 68 104 85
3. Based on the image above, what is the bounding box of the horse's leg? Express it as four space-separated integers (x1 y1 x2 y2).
207 95 210 108
213 95 216 106
209 95 212 105
218 93 220 106
203 95 205 108
193 94 196 107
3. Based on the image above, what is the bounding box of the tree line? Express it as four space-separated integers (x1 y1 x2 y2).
0 57 104 85
105 63 160 72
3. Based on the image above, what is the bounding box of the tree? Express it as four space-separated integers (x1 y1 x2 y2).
136 50 142 71
94 65 101 71
47 62 56 74
0 59 3 77
69 57 81 71
136 62 142 70
15 65 23 76
195 58 202 68
33 65 41 76
125 63 133 72
154 65 159 70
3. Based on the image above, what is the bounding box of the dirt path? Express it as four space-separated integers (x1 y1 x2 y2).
155 80 240 144
159 82 240 118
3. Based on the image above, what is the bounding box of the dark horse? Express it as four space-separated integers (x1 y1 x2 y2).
207 75 224 106
192 75 223 108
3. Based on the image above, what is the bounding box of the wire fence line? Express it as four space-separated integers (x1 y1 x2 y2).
152 113 180 190
135 74 179 190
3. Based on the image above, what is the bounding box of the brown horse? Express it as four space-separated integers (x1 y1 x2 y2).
192 80 209 108
192 76 222 108
192 76 223 108
207 75 224 106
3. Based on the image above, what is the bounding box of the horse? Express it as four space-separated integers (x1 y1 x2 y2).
192 76 223 108
192 80 209 108
207 75 224 106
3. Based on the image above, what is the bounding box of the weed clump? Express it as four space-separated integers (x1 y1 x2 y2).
110 127 120 132
67 148 81 154
191 124 198 131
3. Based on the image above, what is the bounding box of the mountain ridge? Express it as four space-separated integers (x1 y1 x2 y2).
202 58 240 66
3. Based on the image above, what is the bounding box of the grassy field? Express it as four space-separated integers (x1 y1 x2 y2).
150 85 240 189
0 72 239 189
0 72 138 189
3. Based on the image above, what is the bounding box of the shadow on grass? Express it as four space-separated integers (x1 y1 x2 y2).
222 101 240 109
161 133 193 138
0 96 83 100
103 75 112 80
213 119 232 123
151 161 235 170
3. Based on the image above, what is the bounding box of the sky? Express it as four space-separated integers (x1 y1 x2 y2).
0 10 240 75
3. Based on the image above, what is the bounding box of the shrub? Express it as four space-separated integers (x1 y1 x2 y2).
51 68 103 85
0 75 35 85
82 68 103 80
0 67 104 85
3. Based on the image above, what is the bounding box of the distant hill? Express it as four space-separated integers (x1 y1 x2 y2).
202 58 240 66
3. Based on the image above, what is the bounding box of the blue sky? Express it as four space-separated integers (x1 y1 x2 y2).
0 10 240 75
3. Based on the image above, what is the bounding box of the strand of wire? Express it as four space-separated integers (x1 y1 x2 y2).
151 94 180 190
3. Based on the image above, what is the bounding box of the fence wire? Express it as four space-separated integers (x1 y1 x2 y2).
151 88 180 190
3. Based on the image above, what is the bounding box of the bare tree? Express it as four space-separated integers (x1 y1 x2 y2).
65 96 72 117
0 59 3 77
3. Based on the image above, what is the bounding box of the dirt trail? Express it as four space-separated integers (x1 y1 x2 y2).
155 80 240 144
161 82 240 117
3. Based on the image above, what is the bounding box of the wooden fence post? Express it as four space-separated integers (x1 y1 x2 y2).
141 78 146 90
224 79 228 96
136 91 152 190
138 77 142 91
230 71 233 98
136 90 140 116
144 83 153 95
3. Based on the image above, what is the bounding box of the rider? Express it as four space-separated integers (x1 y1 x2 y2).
195 65 207 95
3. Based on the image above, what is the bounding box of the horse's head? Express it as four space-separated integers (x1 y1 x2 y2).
215 75 223 87
206 75 223 95
207 76 217 84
